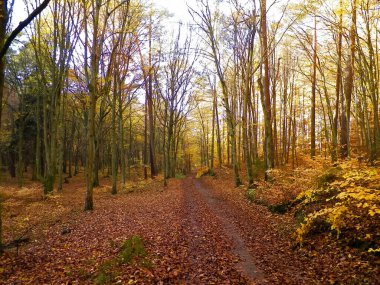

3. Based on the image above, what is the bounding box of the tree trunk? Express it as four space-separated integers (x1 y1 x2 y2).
118 82 126 191
85 91 96 210
211 95 215 170
260 0 274 180
111 75 118 194
272 57 279 167
341 0 357 159
243 79 253 188
147 20 156 178
214 91 222 167
16 118 24 188
57 90 66 192
333 0 342 162
311 16 317 158
93 136 100 187
143 99 148 179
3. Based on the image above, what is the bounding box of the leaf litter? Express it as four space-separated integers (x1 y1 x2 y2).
0 171 379 284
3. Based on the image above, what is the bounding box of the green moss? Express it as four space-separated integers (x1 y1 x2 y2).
94 260 117 285
119 235 146 264
94 236 151 284
175 173 186 179
246 188 256 202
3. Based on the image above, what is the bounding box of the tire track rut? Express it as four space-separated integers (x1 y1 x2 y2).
181 176 265 284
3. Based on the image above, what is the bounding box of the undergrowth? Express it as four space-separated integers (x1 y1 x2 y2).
295 161 380 254
175 173 186 179
196 167 216 179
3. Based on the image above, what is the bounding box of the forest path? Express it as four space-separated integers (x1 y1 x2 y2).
1 174 317 284
182 176 265 284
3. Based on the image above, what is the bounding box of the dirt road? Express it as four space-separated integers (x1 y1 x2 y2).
177 176 309 284
1 175 377 284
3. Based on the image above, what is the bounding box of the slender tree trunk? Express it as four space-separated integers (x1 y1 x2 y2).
243 79 253 188
17 116 24 188
260 0 274 180
166 112 173 179
35 92 42 180
57 89 66 192
333 0 342 162
211 95 215 170
147 19 156 178
128 104 132 179
42 88 53 194
111 75 118 194
282 59 288 164
85 91 96 210
143 99 148 179
163 104 168 186
68 118 75 178
341 0 357 159
84 0 100 211
311 16 317 158
93 136 100 187
292 104 297 169
0 0 8 133
214 90 222 167
118 82 126 191
226 91 241 186
272 56 279 167
226 124 230 166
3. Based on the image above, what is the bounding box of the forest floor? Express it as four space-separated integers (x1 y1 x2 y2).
0 168 379 284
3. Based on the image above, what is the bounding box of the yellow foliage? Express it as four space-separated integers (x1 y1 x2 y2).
327 205 349 238
196 167 210 179
297 189 315 203
368 248 380 253
296 161 380 250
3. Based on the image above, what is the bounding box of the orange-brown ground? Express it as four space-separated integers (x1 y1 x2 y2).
0 169 379 284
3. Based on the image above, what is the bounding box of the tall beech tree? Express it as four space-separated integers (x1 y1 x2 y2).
259 0 274 179
340 0 357 159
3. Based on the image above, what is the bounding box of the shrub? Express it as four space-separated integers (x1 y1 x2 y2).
295 161 380 253
175 173 186 179
196 167 216 179
315 166 342 189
